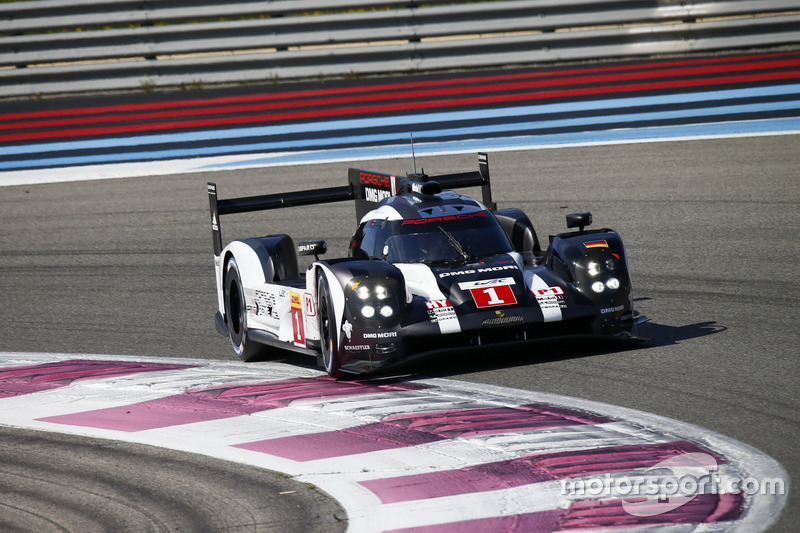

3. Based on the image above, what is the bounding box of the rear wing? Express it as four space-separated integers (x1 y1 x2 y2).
208 152 495 257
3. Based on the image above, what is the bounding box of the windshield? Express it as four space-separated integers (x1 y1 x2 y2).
353 213 513 266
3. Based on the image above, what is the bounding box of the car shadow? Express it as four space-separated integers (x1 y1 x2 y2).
372 319 726 382
265 318 726 383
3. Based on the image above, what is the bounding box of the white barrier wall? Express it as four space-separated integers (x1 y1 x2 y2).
1 0 799 97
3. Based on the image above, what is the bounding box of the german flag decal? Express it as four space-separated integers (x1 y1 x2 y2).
584 240 609 248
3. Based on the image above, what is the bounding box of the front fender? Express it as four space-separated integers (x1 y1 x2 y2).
313 263 348 345
546 230 633 316
313 259 407 347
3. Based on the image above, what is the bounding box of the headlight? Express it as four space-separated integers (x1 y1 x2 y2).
353 282 391 300
354 284 370 299
346 278 404 325
575 249 626 296
374 285 390 300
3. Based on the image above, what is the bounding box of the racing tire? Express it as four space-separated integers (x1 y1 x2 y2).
316 274 343 378
224 257 268 362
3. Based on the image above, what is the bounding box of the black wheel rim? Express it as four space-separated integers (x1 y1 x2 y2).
229 280 243 337
225 262 246 354
318 283 332 369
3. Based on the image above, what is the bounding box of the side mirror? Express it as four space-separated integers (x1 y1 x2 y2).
566 212 592 233
298 240 327 260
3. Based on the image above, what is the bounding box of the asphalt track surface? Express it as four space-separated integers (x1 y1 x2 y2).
1 135 798 531
0 426 346 533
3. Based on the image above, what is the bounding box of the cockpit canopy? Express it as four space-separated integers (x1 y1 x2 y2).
350 211 513 266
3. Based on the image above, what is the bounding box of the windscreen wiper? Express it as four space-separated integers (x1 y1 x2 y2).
438 226 470 264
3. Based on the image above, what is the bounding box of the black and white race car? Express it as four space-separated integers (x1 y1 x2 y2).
208 153 647 377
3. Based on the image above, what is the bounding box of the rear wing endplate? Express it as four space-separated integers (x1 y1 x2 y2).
208 152 495 257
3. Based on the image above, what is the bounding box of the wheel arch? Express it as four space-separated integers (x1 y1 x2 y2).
311 258 407 341
218 241 273 320
312 263 347 340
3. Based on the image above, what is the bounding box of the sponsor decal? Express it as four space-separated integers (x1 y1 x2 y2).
458 277 516 290
532 285 568 318
428 305 457 323
365 187 392 203
534 286 564 296
426 298 452 310
601 305 626 314
359 171 393 189
359 171 397 202
426 299 461 333
401 211 488 225
303 293 316 317
254 290 278 319
459 278 517 308
298 243 319 253
439 264 518 278
584 240 609 248
530 277 564 323
482 315 524 327
363 331 398 339
409 182 427 194
290 291 305 345
342 320 353 341
210 213 218 231
345 344 371 351
290 292 302 308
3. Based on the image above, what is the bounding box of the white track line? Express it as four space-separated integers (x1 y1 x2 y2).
0 352 789 532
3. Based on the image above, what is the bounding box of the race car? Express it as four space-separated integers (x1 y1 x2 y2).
207 153 648 377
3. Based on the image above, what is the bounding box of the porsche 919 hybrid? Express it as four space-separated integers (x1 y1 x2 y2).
207 153 647 377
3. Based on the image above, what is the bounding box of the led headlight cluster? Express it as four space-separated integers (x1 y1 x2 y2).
348 279 402 323
579 254 623 295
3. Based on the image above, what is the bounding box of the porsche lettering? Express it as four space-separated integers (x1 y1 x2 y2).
359 172 391 187
401 212 488 225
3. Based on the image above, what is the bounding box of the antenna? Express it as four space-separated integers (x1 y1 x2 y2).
410 133 417 174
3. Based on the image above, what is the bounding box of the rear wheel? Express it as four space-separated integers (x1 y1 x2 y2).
316 274 342 378
224 257 268 362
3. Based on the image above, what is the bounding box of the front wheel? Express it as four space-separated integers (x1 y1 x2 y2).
224 257 268 362
316 274 342 378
